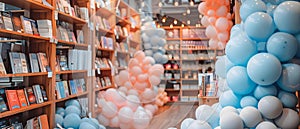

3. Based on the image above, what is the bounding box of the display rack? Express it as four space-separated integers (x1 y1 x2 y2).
160 26 224 103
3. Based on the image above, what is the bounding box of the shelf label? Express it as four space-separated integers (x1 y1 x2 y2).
54 11 58 20
48 72 52 78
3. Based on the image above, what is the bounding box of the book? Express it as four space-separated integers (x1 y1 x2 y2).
24 87 36 105
30 19 39 36
75 79 83 93
12 123 23 129
5 90 20 110
0 55 7 74
0 12 5 29
62 81 69 97
26 117 34 129
11 13 22 32
0 89 8 112
58 81 65 98
104 77 111 86
58 54 68 71
68 80 77 95
68 49 78 70
1 11 13 31
16 89 27 107
40 85 48 101
29 53 40 73
20 16 33 34
37 53 51 72
20 53 28 73
32 85 44 104
55 82 61 99
38 114 49 129
9 52 22 74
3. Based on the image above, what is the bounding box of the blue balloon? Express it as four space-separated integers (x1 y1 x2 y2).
240 96 258 108
63 113 81 129
65 105 81 116
225 33 257 66
219 90 241 108
267 32 298 62
247 53 282 85
56 107 65 117
244 12 276 42
240 0 267 21
65 99 81 109
79 122 96 129
277 63 300 92
278 90 298 108
266 3 277 17
295 33 300 58
230 24 243 39
273 1 300 34
55 114 64 127
257 42 267 52
225 56 235 73
254 85 278 100
227 66 257 95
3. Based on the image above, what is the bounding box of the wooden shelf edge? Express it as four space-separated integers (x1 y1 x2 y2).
0 0 54 11
182 38 209 41
99 68 111 71
55 92 88 103
56 70 87 74
0 72 48 78
0 101 51 119
58 11 87 24
166 38 180 40
57 40 88 47
94 85 115 92
96 47 114 52
0 29 50 41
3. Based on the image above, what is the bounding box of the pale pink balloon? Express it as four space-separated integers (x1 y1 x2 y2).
144 104 156 114
133 110 151 129
150 64 164 72
225 0 230 5
119 70 130 85
133 81 148 91
142 56 155 65
102 101 118 118
216 5 228 17
104 88 118 101
128 58 140 68
119 122 133 129
207 9 216 17
124 81 133 89
198 2 207 15
142 64 152 73
97 114 110 126
118 87 128 94
134 50 145 62
218 41 226 49
215 17 229 31
110 116 120 127
130 66 143 77
118 106 134 123
126 95 141 111
208 16 216 25
97 91 106 99
114 75 122 86
209 38 218 49
142 88 155 101
137 74 149 82
205 25 218 39
112 91 127 108
127 89 139 96
148 69 162 77
145 109 153 119
227 13 232 20
149 75 161 86
217 32 229 42
201 16 210 27
155 99 164 106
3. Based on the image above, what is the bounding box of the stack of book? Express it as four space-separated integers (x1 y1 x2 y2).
95 57 112 69
99 36 113 49
95 76 112 88
37 20 53 38
0 114 49 129
55 79 86 99
56 0 89 21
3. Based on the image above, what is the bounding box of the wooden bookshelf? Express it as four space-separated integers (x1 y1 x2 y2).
94 85 115 92
57 40 89 48
57 11 87 24
0 29 50 41
0 0 54 10
55 91 89 103
0 72 49 77
56 70 87 74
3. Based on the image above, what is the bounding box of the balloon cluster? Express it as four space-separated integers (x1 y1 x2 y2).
55 99 106 129
198 0 233 49
182 0 300 129
141 17 168 64
96 51 168 129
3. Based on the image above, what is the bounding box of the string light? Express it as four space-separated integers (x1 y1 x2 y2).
183 13 186 16
157 24 161 28
181 24 184 27
170 24 173 28
187 20 190 25
174 19 177 24
174 1 179 6
158 2 163 7
190 1 194 6
187 8 190 14
162 16 166 23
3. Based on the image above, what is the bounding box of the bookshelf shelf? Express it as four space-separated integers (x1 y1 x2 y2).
182 38 209 41
182 89 200 91
58 11 87 24
0 0 54 11
97 47 114 52
99 68 111 71
57 40 89 48
55 92 88 103
165 89 180 92
0 72 48 78
181 78 198 81
117 51 130 55
118 67 126 70
181 48 216 51
95 7 114 18
0 29 50 41
97 28 114 35
94 85 115 92
56 70 87 74
0 101 52 119
166 38 180 41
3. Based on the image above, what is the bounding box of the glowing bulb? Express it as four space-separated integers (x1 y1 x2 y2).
183 13 186 16
187 20 190 24
190 1 194 6
181 24 184 27
187 9 190 14
170 24 173 28
158 2 163 7
162 18 166 23
157 24 161 28
141 2 145 7
174 19 177 24
174 1 179 6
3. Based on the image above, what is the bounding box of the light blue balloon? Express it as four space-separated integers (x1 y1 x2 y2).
219 90 241 108
143 43 152 50
273 1 300 34
225 56 235 73
247 53 282 85
65 99 81 109
227 66 257 95
215 56 226 78
254 85 278 100
266 3 277 17
240 96 258 108
277 63 300 92
244 12 276 42
55 114 64 127
240 0 267 21
267 32 298 62
56 107 65 117
63 113 81 129
79 122 96 129
295 33 300 58
153 52 163 63
161 55 168 64
225 33 257 66
257 42 267 52
278 90 298 108
144 50 153 56
230 24 243 39
65 105 81 116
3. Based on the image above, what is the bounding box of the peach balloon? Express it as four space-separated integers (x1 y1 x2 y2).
149 75 161 86
209 38 219 49
124 81 133 89
205 25 218 39
215 17 229 31
130 76 136 84
216 6 228 17
114 75 122 86
148 69 162 77
218 41 226 49
119 70 130 85
118 87 128 94
130 66 143 77
112 91 127 108
207 9 216 17
201 16 210 27
142 64 152 73
110 116 120 127
134 50 145 62
104 88 118 101
118 106 134 123
198 2 207 15
133 81 148 91
218 32 229 42
102 101 118 118
127 89 139 96
208 16 217 25
142 56 155 65
144 104 156 114
128 58 140 68
133 110 151 129
126 95 141 111
150 64 164 72
137 74 149 82
142 88 155 101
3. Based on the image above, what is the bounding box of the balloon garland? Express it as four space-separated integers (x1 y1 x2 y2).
182 0 300 129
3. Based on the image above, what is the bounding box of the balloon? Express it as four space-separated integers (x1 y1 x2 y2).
205 25 218 39
126 95 140 111
156 28 166 37
56 107 65 117
220 112 243 129
187 120 212 129
274 108 300 129
144 50 153 56
143 43 152 50
118 106 134 123
217 32 229 42
133 110 151 129
201 16 210 27
143 56 155 65
240 0 267 21
195 105 219 128
127 89 139 96
112 91 126 108
118 87 128 94
219 90 241 108
133 81 148 91
295 33 300 58
207 9 216 17
110 116 119 127
267 32 298 62
220 106 239 117
104 88 118 101
181 118 194 129
266 3 277 17
79 122 96 129
134 50 145 62
63 113 81 129
208 38 218 49
253 85 277 100
55 114 63 127
65 105 81 116
198 2 207 15
215 56 226 78
128 58 139 68
97 114 110 126
273 1 300 34
240 96 258 108
256 121 277 129
226 66 257 95
230 24 242 39
216 6 228 17
130 66 143 77
141 88 155 101
225 33 257 66
114 75 122 86
277 63 300 92
124 81 133 89
153 52 163 63
144 104 156 114
119 70 130 85
208 16 216 25
142 33 150 43
215 17 229 31
102 101 118 118
278 90 298 108
258 96 283 119
137 74 149 82
239 107 262 128
247 53 282 85
244 12 276 42
224 56 235 72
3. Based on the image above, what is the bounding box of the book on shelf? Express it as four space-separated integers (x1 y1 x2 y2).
29 53 40 73
19 53 28 73
16 89 27 107
55 82 61 99
68 49 78 70
40 85 48 102
104 77 111 86
11 13 22 33
26 114 49 129
37 20 52 38
62 81 70 97
1 11 14 31
0 88 8 113
80 7 89 21
0 12 5 29
9 52 22 74
30 19 39 36
37 52 51 72
32 84 44 104
24 87 36 105
5 90 21 110
38 114 49 129
0 55 7 74
68 80 77 95
78 97 88 117
20 16 33 34
76 30 84 44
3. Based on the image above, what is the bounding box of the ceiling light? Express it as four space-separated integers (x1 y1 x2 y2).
174 1 179 6
187 9 190 14
190 1 194 6
174 19 177 24
187 20 190 25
